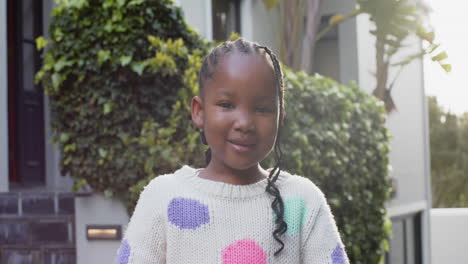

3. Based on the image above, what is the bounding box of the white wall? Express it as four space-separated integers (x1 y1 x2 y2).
75 194 130 264
176 0 212 40
0 0 9 192
431 208 468 263
241 0 280 53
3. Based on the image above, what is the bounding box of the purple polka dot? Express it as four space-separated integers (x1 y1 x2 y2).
332 244 347 264
116 239 130 264
168 197 210 230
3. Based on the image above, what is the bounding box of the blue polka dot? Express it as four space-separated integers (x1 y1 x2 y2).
168 197 210 230
332 244 347 264
116 239 130 264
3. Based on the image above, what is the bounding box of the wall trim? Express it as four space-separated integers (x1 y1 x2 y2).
388 200 428 218
0 0 9 192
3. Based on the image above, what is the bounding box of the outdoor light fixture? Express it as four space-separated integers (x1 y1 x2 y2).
86 225 122 240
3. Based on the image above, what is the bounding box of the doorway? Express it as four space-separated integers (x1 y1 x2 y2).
7 0 46 187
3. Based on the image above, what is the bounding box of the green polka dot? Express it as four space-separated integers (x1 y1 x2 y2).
273 197 308 234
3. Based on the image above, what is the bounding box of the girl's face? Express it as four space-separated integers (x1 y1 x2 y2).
192 52 281 171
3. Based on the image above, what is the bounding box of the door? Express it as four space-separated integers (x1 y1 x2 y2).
8 0 46 187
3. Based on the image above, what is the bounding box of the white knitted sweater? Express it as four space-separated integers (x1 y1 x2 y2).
115 165 349 264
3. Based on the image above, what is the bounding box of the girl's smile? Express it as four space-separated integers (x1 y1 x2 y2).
191 52 281 184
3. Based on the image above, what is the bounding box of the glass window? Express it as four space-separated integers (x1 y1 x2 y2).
212 0 240 41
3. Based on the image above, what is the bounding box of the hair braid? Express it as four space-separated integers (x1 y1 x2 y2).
198 38 287 256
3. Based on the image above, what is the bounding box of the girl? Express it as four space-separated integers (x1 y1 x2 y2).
115 38 349 264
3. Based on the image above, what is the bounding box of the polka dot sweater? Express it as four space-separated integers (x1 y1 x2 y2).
115 165 349 264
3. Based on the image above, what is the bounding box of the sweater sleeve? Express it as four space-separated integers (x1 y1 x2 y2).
114 180 166 264
301 193 349 264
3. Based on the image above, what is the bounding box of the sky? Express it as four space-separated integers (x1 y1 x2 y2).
424 0 468 115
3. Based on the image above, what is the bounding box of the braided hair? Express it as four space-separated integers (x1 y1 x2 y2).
198 38 287 256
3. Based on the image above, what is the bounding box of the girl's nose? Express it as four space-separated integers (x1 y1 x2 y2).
234 110 255 133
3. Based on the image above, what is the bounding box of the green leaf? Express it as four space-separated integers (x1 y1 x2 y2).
128 0 144 6
119 56 132 66
35 36 48 50
98 50 111 66
72 178 87 193
54 28 64 42
441 63 452 73
131 62 146 76
103 101 114 115
99 148 108 158
60 132 70 143
432 51 448 62
52 72 65 90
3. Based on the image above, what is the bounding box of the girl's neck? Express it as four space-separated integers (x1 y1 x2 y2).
199 162 268 185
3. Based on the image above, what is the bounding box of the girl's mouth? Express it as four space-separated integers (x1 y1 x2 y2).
227 140 256 152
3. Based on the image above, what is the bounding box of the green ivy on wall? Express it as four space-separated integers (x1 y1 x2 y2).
35 0 208 209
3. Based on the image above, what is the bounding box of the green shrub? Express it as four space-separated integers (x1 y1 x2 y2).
263 69 391 263
35 0 208 209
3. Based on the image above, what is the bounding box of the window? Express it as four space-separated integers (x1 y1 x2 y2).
212 0 241 42
386 213 422 264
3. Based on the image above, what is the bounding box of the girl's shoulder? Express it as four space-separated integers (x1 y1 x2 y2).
137 165 197 203
278 170 328 208
144 165 196 189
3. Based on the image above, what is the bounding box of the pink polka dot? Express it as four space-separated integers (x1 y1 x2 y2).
222 239 267 264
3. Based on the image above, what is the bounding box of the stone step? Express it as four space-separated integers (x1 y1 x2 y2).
0 248 76 264
0 192 76 264
0 192 75 216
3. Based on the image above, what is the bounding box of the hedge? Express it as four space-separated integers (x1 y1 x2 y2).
264 69 392 263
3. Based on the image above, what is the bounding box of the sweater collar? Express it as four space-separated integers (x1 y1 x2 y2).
175 165 288 199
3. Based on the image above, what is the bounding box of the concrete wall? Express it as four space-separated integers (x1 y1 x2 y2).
176 0 212 40
0 0 9 193
75 194 129 264
431 208 468 263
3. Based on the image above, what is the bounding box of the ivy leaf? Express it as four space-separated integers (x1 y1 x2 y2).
35 36 48 50
52 72 65 90
54 28 64 42
60 132 71 143
128 0 144 6
120 55 132 66
99 148 108 158
98 50 111 66
131 62 146 76
103 101 114 115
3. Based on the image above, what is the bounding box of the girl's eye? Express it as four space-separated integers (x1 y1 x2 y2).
256 106 274 113
218 102 234 109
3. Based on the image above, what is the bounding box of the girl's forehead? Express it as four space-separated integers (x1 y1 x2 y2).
214 53 275 82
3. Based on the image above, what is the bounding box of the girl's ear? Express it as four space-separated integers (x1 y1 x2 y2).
191 96 204 128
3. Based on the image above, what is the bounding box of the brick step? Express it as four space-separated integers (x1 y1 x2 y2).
0 192 76 264
0 248 75 264
0 192 75 216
